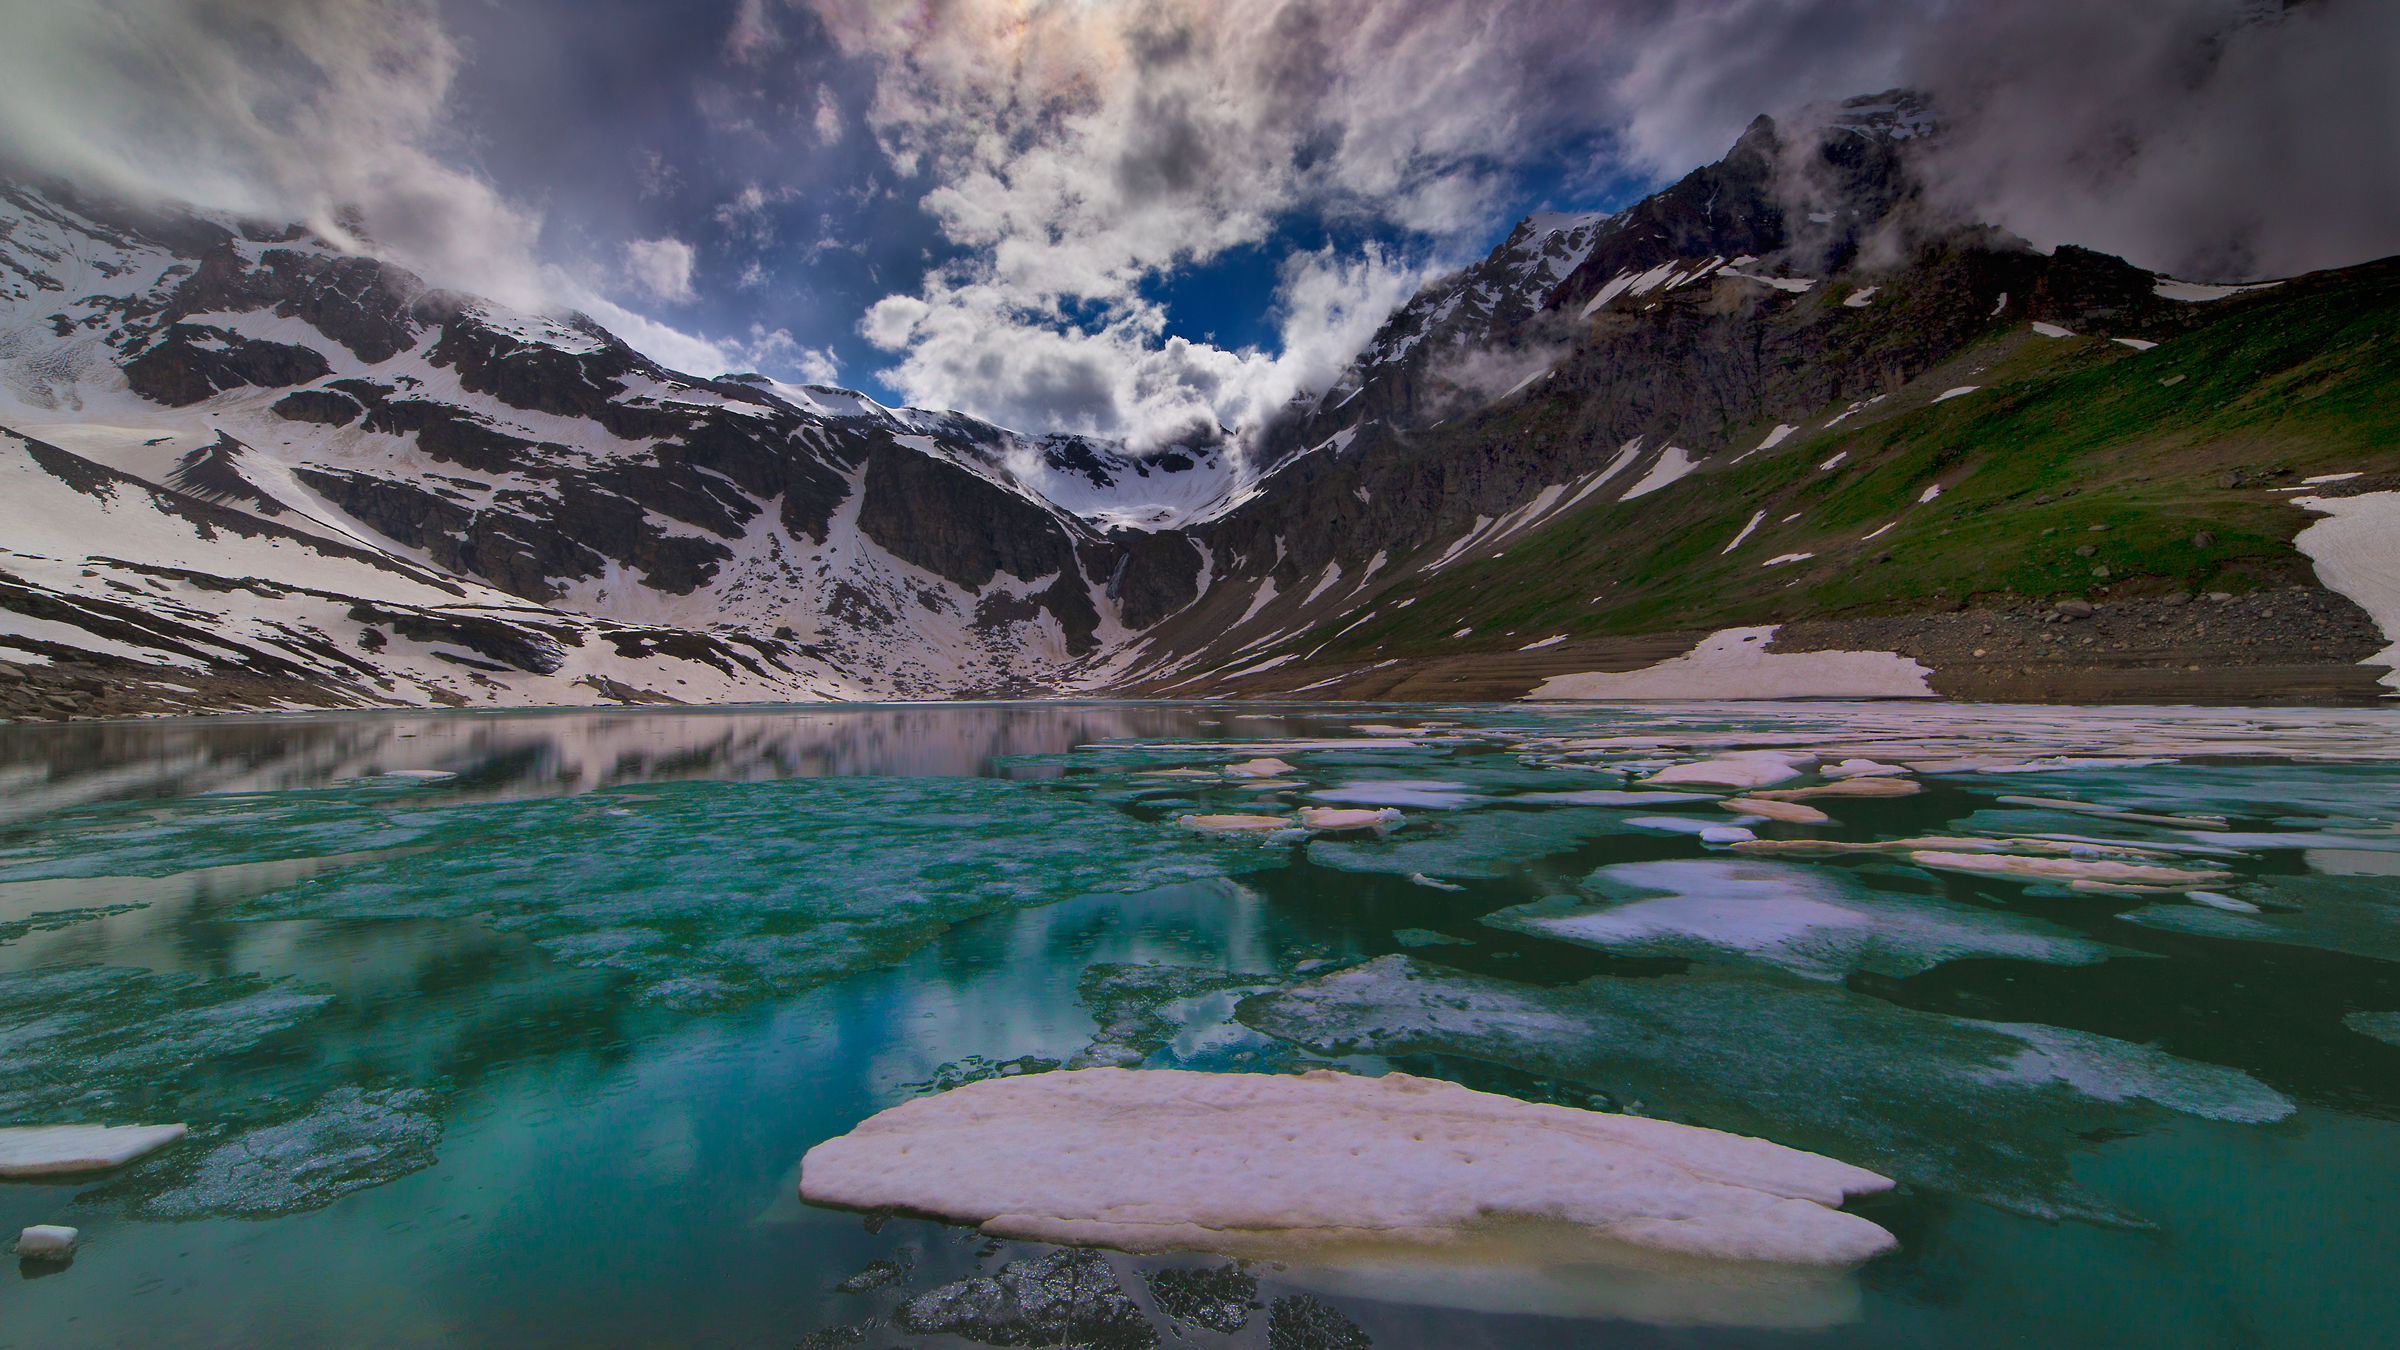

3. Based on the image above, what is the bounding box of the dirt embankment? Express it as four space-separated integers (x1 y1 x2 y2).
1159 587 2391 705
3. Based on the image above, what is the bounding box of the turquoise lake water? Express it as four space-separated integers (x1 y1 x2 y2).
0 702 2395 1348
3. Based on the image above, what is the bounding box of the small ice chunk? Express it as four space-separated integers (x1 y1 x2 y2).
1225 758 1298 779
15 1225 77 1260
799 1068 1898 1267
0 1123 189 1176
1700 826 1758 845
2187 891 2262 914
1408 873 1467 892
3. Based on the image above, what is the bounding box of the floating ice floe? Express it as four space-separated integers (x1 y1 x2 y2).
1225 758 1298 779
1908 850 2223 889
15 1225 76 1260
1514 789 1718 807
1724 797 1830 824
1701 826 1758 845
1239 956 2292 1225
1135 768 1221 779
377 769 456 781
1311 781 1480 809
2120 874 2400 961
0 1123 189 1176
1298 808 1404 833
1628 815 1762 836
1756 779 1920 800
1178 814 1295 835
1992 795 2229 829
1408 873 1467 892
1821 759 1912 780
1644 751 1815 790
1488 859 2118 980
798 1067 1898 1268
2346 1011 2400 1047
1733 834 2197 863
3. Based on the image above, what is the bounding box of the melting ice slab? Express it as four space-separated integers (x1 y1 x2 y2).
0 1123 188 1176
800 1067 1897 1268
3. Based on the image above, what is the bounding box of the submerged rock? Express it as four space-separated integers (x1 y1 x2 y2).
1143 1263 1257 1333
800 1067 1898 1267
897 1247 1156 1349
1267 1294 1372 1350
107 1086 442 1219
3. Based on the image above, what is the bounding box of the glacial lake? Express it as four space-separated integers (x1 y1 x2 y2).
0 702 2395 1349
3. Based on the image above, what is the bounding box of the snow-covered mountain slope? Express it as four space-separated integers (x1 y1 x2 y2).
0 179 1233 701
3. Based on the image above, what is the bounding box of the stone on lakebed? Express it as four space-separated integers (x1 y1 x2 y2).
798 1067 1897 1268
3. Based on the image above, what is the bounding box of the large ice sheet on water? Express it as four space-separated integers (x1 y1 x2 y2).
0 1124 187 1176
1486 859 2120 979
801 1067 1897 1267
1240 957 2290 1224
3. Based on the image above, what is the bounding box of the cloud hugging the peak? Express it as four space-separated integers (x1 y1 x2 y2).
0 0 2391 445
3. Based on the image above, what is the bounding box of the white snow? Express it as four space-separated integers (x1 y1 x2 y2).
2031 322 2076 339
1842 287 1879 309
2303 473 2363 485
1818 453 1847 471
1762 553 1814 568
797 1067 1897 1267
1918 485 1944 504
1620 445 1699 501
2293 491 2400 689
1860 522 1897 541
1521 635 1567 650
1932 386 1980 403
1530 626 1933 701
1723 511 1767 554
2153 279 2281 303
2113 338 2159 351
0 1123 188 1176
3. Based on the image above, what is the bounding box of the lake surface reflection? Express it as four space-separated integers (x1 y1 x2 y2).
0 701 2395 1349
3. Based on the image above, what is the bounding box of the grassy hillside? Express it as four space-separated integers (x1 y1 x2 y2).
1308 256 2400 661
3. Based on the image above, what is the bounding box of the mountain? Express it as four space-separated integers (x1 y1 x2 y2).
4 90 2397 719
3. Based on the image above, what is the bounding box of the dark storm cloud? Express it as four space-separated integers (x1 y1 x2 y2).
0 0 2389 430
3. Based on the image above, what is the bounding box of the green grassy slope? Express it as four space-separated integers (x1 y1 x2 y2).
1308 257 2400 661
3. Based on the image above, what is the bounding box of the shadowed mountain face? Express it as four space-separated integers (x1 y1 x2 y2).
3 91 2395 716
